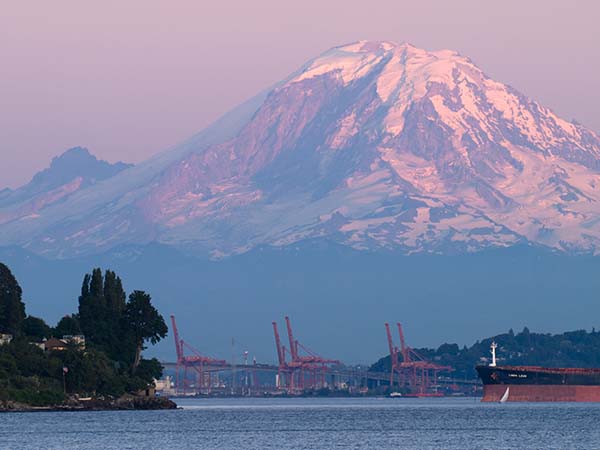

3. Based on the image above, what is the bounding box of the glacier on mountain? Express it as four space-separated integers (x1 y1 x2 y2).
1 41 600 258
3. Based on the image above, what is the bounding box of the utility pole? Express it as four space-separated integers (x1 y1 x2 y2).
62 366 68 395
231 338 236 395
243 350 249 395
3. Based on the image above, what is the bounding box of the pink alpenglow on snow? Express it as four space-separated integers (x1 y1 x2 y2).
1 41 600 258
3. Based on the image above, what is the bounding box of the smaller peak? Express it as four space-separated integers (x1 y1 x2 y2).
21 147 132 194
62 146 91 156
51 147 96 164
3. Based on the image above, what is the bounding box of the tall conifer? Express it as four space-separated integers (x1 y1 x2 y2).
0 262 26 335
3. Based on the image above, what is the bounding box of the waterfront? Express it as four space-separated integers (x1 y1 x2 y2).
2 397 600 450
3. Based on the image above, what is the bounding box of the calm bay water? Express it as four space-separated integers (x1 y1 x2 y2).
2 397 600 450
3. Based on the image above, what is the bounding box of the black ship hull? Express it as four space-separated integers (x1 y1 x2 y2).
476 365 600 402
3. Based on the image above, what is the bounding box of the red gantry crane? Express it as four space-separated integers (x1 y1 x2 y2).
272 320 287 389
272 316 340 393
171 315 227 394
385 322 452 396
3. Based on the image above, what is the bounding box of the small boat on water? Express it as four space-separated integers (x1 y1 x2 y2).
499 387 510 403
389 392 403 398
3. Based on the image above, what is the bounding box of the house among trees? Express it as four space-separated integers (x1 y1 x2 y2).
63 334 86 348
1 263 168 406
37 335 86 352
44 337 68 352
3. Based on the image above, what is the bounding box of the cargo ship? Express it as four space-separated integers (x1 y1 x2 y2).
476 342 600 402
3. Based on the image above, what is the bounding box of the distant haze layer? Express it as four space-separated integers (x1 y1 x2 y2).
1 0 598 188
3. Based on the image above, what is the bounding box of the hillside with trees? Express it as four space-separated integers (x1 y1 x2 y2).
370 327 600 380
0 263 170 409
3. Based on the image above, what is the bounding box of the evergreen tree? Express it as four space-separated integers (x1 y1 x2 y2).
104 270 126 313
0 267 169 405
21 315 51 341
79 269 109 352
102 270 127 359
0 263 26 335
78 273 92 334
78 268 134 362
53 315 81 337
89 268 104 299
123 291 168 372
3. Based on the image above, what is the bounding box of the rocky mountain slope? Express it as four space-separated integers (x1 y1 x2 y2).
1 41 600 258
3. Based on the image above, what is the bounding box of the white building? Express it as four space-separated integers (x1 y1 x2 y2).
62 335 86 348
0 334 13 346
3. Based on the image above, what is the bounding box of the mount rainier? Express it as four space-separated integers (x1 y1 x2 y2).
2 41 600 258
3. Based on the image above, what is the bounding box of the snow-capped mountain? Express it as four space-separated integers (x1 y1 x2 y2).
2 41 600 258
0 148 131 229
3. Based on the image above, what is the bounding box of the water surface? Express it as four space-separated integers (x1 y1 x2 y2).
2 397 599 449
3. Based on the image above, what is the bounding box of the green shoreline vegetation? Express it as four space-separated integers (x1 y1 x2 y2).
370 327 600 379
5 259 600 406
0 262 174 410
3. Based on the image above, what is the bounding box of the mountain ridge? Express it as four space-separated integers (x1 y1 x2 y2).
1 41 600 258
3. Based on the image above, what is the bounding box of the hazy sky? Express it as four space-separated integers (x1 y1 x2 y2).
1 0 598 188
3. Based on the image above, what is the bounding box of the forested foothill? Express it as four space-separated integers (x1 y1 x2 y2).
370 327 600 379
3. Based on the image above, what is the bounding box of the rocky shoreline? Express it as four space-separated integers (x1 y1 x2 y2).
0 395 178 413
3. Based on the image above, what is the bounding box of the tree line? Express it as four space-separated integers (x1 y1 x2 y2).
370 326 600 379
0 263 167 406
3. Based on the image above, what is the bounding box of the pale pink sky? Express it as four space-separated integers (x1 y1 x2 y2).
1 0 598 188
